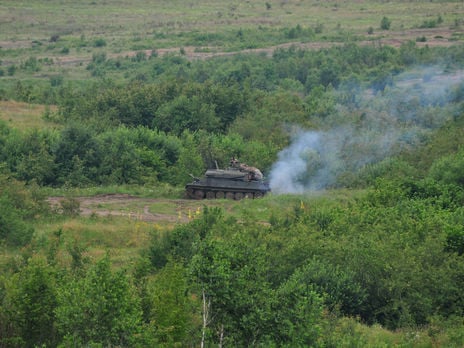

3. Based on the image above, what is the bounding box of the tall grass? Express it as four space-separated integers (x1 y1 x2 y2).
0 101 59 130
1 1 461 82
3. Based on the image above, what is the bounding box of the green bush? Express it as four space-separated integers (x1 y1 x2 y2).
0 197 34 246
60 197 80 217
428 149 464 186
380 16 391 30
0 171 45 247
55 255 143 346
93 38 107 47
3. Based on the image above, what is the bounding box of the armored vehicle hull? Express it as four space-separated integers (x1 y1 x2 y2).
185 165 270 200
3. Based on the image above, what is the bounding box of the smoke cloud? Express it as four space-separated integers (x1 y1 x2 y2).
269 66 464 194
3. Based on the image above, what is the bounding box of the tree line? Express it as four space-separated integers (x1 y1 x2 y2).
2 43 464 190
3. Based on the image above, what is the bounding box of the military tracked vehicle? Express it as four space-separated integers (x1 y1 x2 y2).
185 159 270 200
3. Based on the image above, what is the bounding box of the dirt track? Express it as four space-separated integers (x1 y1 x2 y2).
47 194 192 223
60 29 460 66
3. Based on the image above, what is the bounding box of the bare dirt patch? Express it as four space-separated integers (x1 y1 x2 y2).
47 194 193 223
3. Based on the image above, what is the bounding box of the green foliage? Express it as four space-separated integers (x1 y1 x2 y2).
380 16 391 30
145 261 199 346
190 231 275 346
55 254 142 346
0 173 464 345
148 206 223 269
428 147 464 186
20 57 40 73
59 197 81 216
170 131 204 185
349 157 418 188
272 271 324 346
13 129 57 185
154 94 219 134
284 24 315 40
0 169 46 246
291 258 367 317
0 196 34 246
419 16 443 29
93 38 107 47
2 3 464 344
4 44 463 190
11 257 58 347
7 65 16 76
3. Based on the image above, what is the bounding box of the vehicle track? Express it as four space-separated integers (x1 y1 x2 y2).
47 194 191 223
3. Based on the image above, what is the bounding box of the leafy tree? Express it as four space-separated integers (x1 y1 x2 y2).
98 130 143 184
292 258 367 317
55 254 143 346
271 268 324 346
153 94 219 135
168 131 204 185
148 206 224 270
202 81 249 131
11 257 58 347
15 147 56 185
428 148 464 186
0 196 34 247
190 231 274 346
53 123 102 185
145 261 199 346
10 129 58 185
0 169 44 246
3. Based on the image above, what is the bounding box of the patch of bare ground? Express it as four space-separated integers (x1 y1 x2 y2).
47 194 191 223
0 40 32 49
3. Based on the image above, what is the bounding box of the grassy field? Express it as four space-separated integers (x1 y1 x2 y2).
1 0 463 83
1 0 463 43
0 100 58 129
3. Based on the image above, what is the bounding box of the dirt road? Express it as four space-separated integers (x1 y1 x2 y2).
47 194 194 223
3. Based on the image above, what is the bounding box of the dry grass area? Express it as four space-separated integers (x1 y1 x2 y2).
42 194 261 266
0 0 463 93
0 0 462 39
1 1 463 58
0 100 58 130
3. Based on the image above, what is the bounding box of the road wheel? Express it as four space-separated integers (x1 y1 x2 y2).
225 192 235 200
244 192 253 199
186 188 194 198
194 190 204 199
216 191 225 199
206 191 215 199
254 192 263 199
235 192 244 200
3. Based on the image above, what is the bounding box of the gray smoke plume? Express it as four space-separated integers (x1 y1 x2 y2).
269 66 464 194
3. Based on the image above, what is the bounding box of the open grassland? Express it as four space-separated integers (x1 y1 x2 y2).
1 0 463 76
34 215 154 268
0 100 58 129
1 0 463 45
